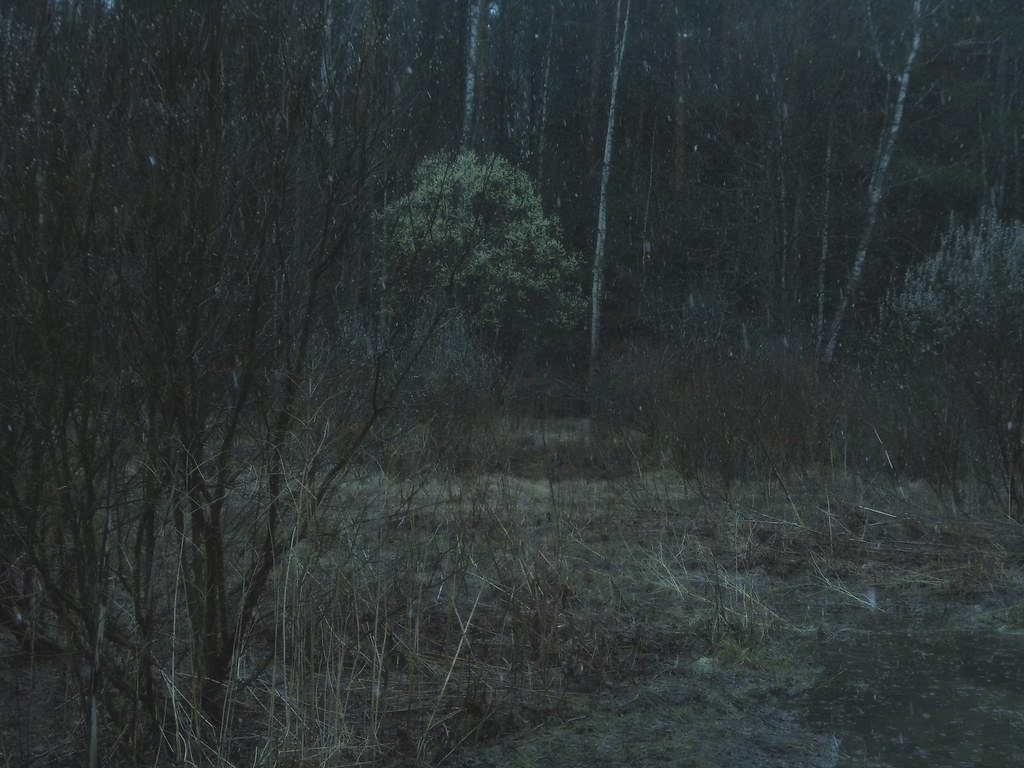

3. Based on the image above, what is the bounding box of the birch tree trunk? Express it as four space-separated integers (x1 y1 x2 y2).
536 4 556 184
672 26 687 193
823 0 922 363
816 120 833 353
461 0 487 150
590 0 631 368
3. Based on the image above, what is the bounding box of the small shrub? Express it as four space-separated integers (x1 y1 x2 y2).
594 342 832 488
884 210 1024 517
378 152 584 359
885 209 1024 357
379 317 504 474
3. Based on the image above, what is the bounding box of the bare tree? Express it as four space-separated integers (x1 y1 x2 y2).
590 0 631 368
536 3 557 183
462 0 490 149
823 0 923 363
0 2 429 762
816 119 835 352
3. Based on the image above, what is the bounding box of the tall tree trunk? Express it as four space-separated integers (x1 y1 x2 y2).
462 0 487 150
823 0 922 363
587 0 609 159
994 34 1009 210
816 120 833 352
672 26 687 193
536 3 556 185
590 0 630 368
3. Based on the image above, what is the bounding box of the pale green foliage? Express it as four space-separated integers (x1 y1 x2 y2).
886 209 1024 353
379 152 583 352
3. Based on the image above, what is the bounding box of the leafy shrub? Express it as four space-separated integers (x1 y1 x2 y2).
884 210 1024 518
378 152 584 358
885 209 1024 357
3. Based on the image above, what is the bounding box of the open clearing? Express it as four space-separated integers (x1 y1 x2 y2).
3 418 1022 767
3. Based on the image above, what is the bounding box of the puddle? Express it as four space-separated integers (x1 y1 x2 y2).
799 625 1024 766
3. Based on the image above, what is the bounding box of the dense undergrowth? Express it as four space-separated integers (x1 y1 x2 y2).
2 342 1022 767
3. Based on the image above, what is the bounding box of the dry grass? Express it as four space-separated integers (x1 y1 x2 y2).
211 416 1024 764
3 407 1022 766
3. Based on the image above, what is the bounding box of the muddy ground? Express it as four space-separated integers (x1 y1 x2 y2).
452 578 1024 768
453 583 1024 768
2 431 1023 767
440 440 1024 768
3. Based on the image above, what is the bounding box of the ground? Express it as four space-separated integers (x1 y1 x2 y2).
2 416 1023 767
437 421 1024 768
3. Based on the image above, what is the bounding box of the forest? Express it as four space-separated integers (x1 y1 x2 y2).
1 0 1023 766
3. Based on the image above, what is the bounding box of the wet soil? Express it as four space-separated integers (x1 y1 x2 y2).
453 587 1024 768
446 466 1024 768
453 654 839 768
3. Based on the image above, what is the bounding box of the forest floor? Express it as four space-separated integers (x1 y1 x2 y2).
2 418 1023 767
443 419 1024 768
452 574 1024 768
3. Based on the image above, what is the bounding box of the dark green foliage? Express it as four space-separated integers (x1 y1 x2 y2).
379 152 584 358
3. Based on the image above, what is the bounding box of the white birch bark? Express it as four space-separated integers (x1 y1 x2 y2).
823 0 922 363
816 124 833 352
536 4 556 183
461 0 485 150
590 0 631 366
